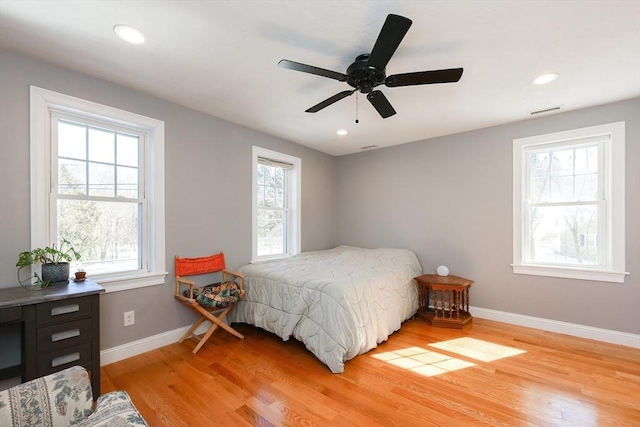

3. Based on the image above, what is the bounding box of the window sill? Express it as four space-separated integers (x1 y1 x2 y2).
512 264 628 283
250 254 295 264
91 272 167 293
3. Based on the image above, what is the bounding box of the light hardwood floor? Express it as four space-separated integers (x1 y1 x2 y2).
101 318 640 426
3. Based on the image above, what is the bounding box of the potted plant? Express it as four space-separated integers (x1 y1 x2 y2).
16 238 81 289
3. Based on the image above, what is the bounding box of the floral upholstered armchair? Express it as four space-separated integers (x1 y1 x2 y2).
0 365 148 426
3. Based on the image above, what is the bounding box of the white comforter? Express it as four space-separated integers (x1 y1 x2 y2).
227 246 422 373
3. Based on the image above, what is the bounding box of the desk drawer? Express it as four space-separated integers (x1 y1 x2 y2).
0 306 22 323
36 297 91 326
37 318 92 352
37 342 92 377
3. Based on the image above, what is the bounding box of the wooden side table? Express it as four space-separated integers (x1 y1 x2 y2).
414 274 474 329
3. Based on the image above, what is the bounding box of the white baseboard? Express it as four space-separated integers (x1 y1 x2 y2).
471 306 640 349
100 323 209 366
101 309 640 366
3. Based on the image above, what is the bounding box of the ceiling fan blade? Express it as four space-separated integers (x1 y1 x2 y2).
367 90 396 118
385 68 464 87
278 59 348 82
366 14 412 71
306 90 355 113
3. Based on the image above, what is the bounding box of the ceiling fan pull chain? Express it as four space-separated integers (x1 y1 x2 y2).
355 92 359 124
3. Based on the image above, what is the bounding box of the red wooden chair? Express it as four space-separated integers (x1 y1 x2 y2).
174 252 245 354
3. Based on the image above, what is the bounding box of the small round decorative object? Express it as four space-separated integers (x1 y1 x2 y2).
436 265 449 276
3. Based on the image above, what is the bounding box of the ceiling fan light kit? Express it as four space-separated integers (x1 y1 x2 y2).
278 14 463 119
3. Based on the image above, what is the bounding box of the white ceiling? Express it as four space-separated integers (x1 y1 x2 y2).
1 1 639 156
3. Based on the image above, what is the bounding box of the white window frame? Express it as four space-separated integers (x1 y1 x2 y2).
30 86 166 292
512 122 626 283
251 146 301 262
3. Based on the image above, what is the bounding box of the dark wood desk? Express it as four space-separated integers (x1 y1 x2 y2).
0 279 104 397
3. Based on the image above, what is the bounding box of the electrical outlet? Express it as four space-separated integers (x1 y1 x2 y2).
124 310 135 327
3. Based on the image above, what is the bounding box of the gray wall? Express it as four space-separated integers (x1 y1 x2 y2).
0 48 338 348
337 98 640 334
1 45 637 352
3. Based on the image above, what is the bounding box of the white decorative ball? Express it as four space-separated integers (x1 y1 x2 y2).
436 265 449 276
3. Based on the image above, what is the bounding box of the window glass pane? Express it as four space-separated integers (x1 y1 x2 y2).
88 128 115 163
117 134 139 167
257 164 267 185
257 184 265 207
529 145 599 203
117 166 138 198
276 188 284 208
88 162 115 197
266 165 275 185
264 186 276 207
575 146 598 174
550 149 574 176
58 199 140 275
530 152 549 178
530 153 550 202
58 159 86 195
274 168 284 187
257 209 284 256
529 178 547 203
549 176 573 202
529 205 599 265
58 121 86 160
575 173 598 201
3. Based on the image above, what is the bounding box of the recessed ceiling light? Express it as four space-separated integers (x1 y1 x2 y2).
531 73 559 85
336 129 348 136
113 25 147 45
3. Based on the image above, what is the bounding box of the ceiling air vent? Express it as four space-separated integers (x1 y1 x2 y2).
360 145 378 150
529 106 561 116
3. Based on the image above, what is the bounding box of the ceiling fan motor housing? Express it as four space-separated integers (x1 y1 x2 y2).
346 54 385 93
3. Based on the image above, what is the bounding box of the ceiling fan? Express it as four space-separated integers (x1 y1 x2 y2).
278 14 464 119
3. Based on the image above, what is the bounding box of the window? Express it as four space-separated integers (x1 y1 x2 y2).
513 122 626 283
30 86 166 291
252 146 300 261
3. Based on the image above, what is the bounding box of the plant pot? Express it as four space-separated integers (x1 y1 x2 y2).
42 262 70 286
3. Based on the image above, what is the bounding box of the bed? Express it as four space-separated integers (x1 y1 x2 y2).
227 245 422 373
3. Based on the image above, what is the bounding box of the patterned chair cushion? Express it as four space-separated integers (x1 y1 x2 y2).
76 391 148 427
0 365 93 426
185 281 241 309
0 366 149 427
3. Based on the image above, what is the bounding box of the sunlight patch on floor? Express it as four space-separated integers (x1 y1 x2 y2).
372 338 526 377
429 337 526 362
372 346 476 377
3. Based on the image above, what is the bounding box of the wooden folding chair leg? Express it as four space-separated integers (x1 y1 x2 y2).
189 307 245 354
216 318 244 340
215 309 244 340
192 322 219 354
179 314 207 344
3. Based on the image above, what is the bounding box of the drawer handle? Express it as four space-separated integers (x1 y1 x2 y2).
51 352 80 368
51 328 80 342
51 304 80 316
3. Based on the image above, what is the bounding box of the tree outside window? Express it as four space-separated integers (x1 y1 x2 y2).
55 118 144 275
512 121 626 283
252 146 300 262
30 86 165 291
